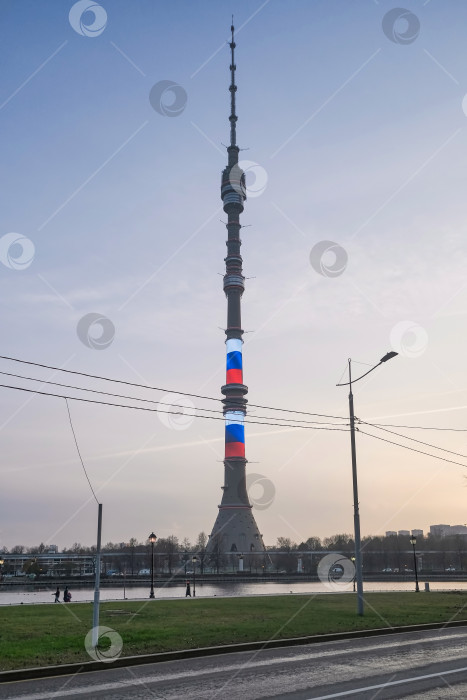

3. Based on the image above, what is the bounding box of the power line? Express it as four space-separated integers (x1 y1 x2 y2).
0 354 348 421
360 421 467 461
359 430 467 469
6 355 467 436
360 420 467 433
65 398 99 505
0 370 224 416
0 382 350 432
0 370 348 428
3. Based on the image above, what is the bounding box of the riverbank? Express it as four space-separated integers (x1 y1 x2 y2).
1 592 466 672
1 572 466 588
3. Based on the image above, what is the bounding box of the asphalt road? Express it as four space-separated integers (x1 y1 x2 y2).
1 626 467 699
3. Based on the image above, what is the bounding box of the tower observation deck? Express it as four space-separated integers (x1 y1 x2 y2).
207 24 265 558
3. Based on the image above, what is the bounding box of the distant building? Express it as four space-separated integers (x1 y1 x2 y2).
430 524 452 538
411 530 423 537
398 530 410 536
385 531 397 537
449 525 467 536
47 545 58 553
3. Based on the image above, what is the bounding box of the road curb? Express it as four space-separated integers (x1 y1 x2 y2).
1 619 466 683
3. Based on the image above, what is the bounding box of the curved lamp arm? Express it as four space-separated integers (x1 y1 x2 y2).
336 352 398 387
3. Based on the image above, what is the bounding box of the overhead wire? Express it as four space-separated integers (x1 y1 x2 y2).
0 382 350 432
65 398 99 504
0 354 349 422
0 370 225 417
359 421 467 461
0 370 348 427
360 420 467 433
3 355 467 453
359 429 467 469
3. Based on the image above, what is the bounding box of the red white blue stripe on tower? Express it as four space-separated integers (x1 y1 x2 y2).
226 338 243 384
225 410 245 458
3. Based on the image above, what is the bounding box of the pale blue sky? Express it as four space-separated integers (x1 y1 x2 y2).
2 0 467 549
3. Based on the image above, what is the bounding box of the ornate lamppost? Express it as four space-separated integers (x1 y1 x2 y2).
192 556 198 597
351 556 356 592
149 532 157 599
409 535 420 593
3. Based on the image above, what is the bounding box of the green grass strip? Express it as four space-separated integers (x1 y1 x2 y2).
1 592 466 671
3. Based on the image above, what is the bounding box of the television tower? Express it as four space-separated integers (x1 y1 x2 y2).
207 24 265 556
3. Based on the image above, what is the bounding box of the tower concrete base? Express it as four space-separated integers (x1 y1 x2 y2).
207 506 265 554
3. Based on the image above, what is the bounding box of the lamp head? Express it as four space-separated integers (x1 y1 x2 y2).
410 535 417 546
148 532 157 544
192 556 198 563
380 351 398 363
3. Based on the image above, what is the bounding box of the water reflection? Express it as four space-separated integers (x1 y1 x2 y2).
1 580 467 605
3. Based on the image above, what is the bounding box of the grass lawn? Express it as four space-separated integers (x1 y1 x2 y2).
0 592 466 671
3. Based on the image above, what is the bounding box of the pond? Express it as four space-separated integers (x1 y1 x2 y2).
1 579 467 605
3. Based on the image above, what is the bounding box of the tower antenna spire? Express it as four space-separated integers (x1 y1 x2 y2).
229 18 238 149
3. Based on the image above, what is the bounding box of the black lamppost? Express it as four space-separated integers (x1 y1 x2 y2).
409 535 420 592
337 351 398 616
192 556 198 597
149 532 157 599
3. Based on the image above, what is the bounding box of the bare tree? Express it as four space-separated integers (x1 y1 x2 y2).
11 545 24 554
156 536 179 575
180 537 192 551
195 532 208 574
207 533 226 574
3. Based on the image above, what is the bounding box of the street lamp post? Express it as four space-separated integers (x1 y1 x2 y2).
192 556 198 597
337 351 398 616
351 556 356 592
148 532 157 599
409 535 420 593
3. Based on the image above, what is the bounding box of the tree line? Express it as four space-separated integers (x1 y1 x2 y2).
2 532 467 575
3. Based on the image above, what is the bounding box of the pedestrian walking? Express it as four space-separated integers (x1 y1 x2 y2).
53 587 60 603
185 580 191 597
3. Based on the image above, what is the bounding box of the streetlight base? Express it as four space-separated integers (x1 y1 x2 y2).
149 591 155 599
